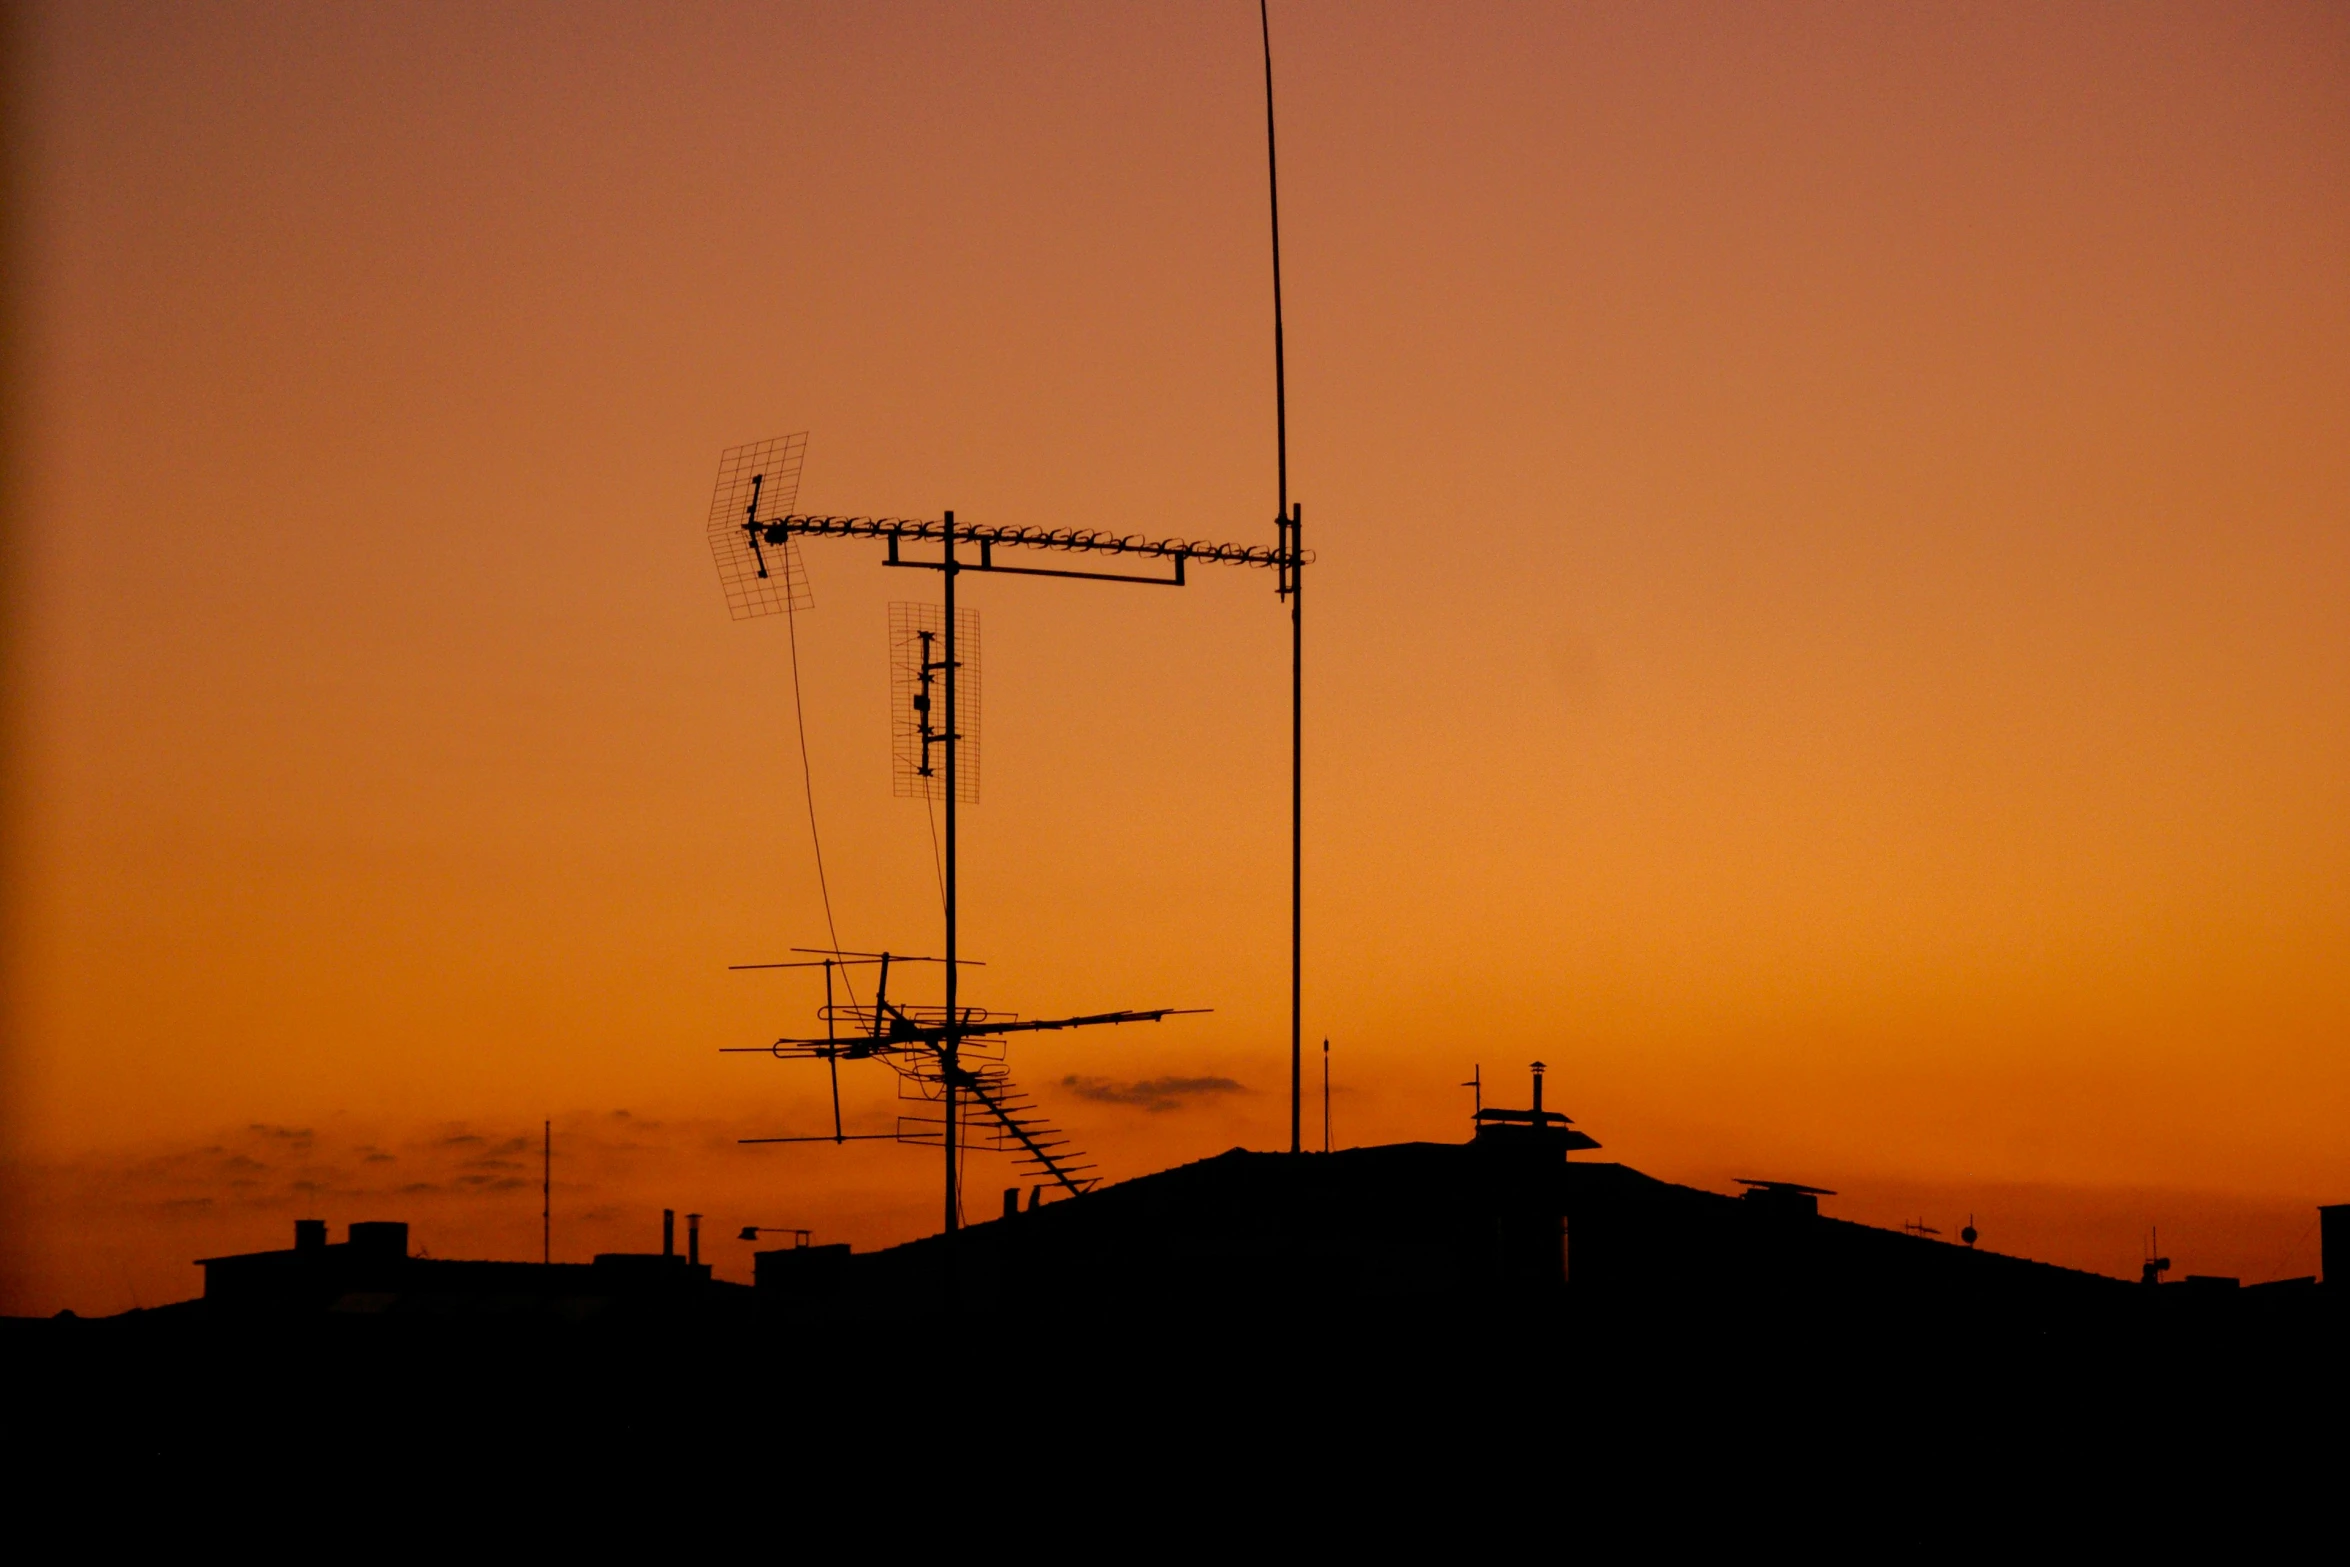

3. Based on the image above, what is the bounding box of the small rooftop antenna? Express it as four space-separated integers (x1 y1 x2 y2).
740 1226 811 1248
2141 1227 2170 1286
1321 1037 1330 1154
541 1118 550 1266
1463 1065 1481 1122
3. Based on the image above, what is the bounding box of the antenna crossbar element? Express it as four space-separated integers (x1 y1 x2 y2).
734 1005 1206 1058
755 514 1309 581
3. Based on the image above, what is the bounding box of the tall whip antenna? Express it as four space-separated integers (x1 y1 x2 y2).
1262 0 1288 520
1262 0 1305 1157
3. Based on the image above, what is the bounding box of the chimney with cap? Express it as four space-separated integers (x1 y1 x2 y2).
294 1219 327 1252
663 1208 675 1258
686 1212 701 1266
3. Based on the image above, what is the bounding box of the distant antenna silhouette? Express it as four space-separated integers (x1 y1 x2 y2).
2142 1227 2170 1286
739 1226 812 1248
1321 1036 1329 1153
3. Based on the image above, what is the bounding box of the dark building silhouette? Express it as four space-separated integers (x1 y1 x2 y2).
196 1208 740 1318
745 1077 2340 1336
72 1073 2346 1341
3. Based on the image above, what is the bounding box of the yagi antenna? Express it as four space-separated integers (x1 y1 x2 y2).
708 433 813 619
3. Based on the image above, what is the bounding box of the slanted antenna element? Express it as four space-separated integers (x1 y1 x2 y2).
708 433 813 619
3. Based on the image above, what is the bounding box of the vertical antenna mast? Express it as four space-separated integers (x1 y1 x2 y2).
942 514 961 1250
542 1118 550 1265
1262 0 1304 1158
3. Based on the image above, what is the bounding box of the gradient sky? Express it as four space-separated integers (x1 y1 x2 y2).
8 2 2349 1313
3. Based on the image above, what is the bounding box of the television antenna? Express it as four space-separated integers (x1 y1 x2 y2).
710 423 1306 1241
2141 1227 2170 1286
727 950 1205 1208
739 1226 813 1248
711 8 1315 1163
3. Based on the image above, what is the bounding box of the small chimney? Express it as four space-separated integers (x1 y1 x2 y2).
1027 1186 1042 1213
2322 1204 2348 1287
1531 1061 1547 1116
686 1212 701 1266
294 1219 327 1252
1003 1187 1020 1221
663 1208 675 1258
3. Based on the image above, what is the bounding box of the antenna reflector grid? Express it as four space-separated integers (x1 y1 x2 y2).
707 433 812 619
889 601 980 803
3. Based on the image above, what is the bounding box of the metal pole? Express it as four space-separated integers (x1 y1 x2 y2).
1262 3 1301 1157
542 1118 550 1265
1262 0 1287 520
943 512 960 1243
1290 503 1302 1156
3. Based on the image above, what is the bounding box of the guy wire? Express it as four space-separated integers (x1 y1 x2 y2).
785 603 858 1008
923 790 947 914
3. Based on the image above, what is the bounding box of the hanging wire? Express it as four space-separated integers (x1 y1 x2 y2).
923 791 947 914
785 605 858 1009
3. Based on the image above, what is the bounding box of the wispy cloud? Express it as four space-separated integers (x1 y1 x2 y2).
1059 1075 1246 1113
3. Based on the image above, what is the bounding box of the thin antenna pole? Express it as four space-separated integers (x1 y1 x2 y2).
1262 0 1303 1159
1262 0 1288 519
826 959 843 1143
943 513 960 1249
1290 506 1302 1156
1321 1036 1329 1154
542 1118 550 1265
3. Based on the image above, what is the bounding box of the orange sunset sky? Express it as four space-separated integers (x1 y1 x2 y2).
4 2 2348 1315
